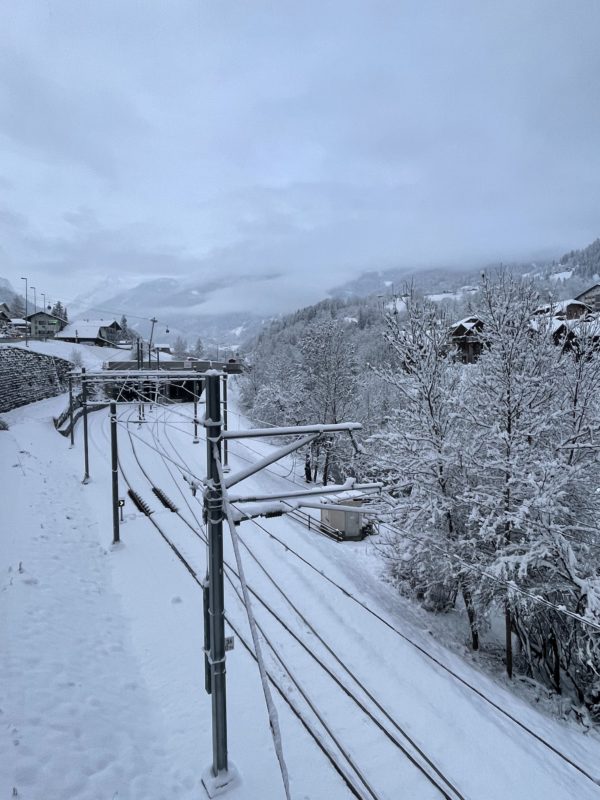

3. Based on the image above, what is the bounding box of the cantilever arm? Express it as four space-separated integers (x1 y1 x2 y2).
222 422 362 439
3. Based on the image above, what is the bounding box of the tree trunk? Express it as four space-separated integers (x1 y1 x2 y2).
550 632 561 693
462 585 479 651
304 452 312 483
505 603 513 679
322 442 331 486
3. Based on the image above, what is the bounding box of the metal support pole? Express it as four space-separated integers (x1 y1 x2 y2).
193 379 199 443
68 376 75 447
21 276 29 347
148 317 157 370
110 401 120 545
203 582 211 694
82 368 90 483
204 374 228 777
222 375 229 471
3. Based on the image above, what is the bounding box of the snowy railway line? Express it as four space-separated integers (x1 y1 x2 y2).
77 390 600 800
108 406 465 800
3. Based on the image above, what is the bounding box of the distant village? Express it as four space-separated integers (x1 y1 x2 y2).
4 281 600 365
450 283 600 363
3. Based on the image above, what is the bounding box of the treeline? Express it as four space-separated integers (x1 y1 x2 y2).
240 274 600 716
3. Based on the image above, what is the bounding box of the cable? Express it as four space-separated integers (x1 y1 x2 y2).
117 419 373 799
216 445 292 800
379 523 600 633
230 512 599 786
124 413 461 798
119 405 599 787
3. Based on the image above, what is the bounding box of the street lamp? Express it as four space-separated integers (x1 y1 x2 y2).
20 277 28 347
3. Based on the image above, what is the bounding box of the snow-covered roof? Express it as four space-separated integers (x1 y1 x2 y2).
534 299 591 316
576 284 600 300
451 316 482 333
26 311 67 322
564 317 600 336
529 317 566 334
10 318 28 325
56 320 120 340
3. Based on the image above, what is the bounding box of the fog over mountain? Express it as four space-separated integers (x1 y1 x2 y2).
2 1 600 319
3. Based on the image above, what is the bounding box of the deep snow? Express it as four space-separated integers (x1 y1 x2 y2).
2 389 600 799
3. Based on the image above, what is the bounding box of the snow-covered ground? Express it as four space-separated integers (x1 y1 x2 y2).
2 389 600 799
1 339 127 370
549 270 574 283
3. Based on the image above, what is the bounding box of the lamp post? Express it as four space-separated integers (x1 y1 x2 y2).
20 277 28 346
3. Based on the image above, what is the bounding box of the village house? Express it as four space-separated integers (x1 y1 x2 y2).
55 319 122 347
533 299 591 320
575 284 600 312
0 303 12 324
449 316 484 363
9 318 30 336
26 310 68 339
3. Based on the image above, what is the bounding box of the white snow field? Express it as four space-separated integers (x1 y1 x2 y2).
2 339 127 369
2 388 600 799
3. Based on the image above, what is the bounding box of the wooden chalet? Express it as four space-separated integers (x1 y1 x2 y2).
575 284 600 312
55 319 122 347
449 316 484 363
533 299 591 320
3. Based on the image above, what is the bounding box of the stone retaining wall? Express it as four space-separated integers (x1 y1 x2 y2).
0 347 73 412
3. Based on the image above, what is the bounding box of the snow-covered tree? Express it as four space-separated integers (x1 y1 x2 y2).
172 336 188 358
193 337 204 358
367 291 480 647
51 301 67 320
462 274 600 697
299 320 359 483
10 295 25 317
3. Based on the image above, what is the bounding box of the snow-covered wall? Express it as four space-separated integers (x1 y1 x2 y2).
0 346 72 412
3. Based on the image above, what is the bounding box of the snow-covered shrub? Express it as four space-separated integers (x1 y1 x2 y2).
0 418 8 430
69 349 83 368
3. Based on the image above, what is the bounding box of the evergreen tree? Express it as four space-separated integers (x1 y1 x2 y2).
193 337 204 358
172 336 188 358
11 295 25 317
51 301 67 320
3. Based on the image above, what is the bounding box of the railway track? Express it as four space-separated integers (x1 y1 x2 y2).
87 400 600 798
113 405 467 800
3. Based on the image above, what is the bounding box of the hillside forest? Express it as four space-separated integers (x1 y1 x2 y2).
238 270 600 718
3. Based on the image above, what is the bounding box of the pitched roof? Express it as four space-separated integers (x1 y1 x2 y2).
26 311 67 322
450 316 483 334
534 299 591 315
55 320 120 340
575 285 600 301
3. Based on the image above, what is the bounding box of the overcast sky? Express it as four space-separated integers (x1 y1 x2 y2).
1 0 600 314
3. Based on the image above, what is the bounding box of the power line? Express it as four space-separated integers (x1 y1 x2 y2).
380 523 600 634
